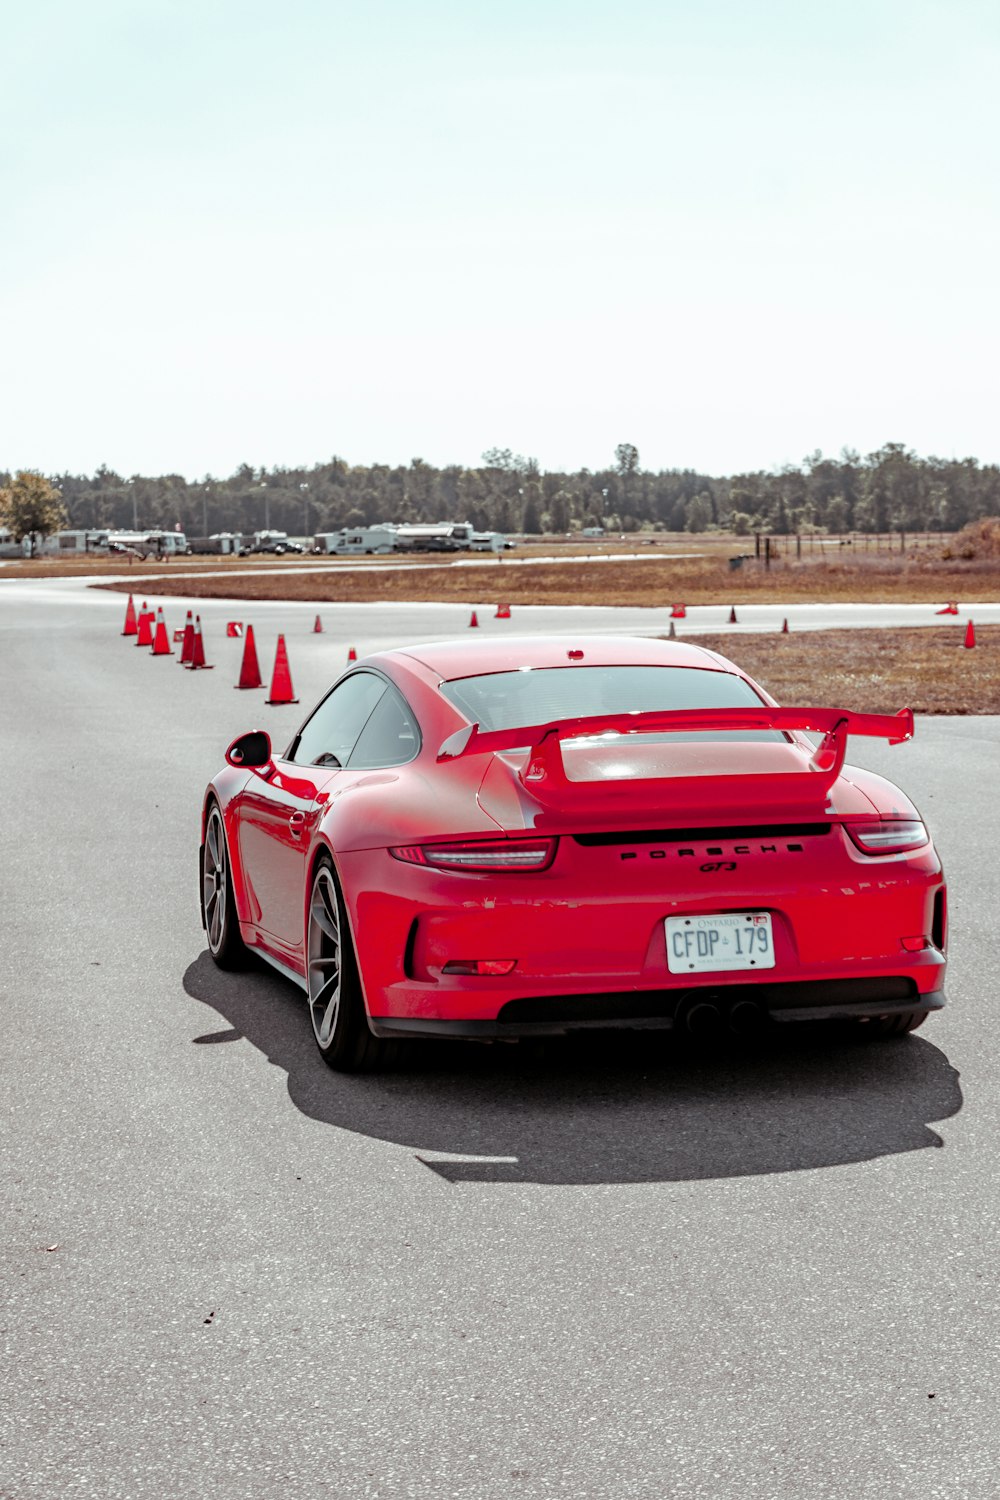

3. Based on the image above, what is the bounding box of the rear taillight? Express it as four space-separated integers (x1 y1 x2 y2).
389 838 558 871
845 819 929 855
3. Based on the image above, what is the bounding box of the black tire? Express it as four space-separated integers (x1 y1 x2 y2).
202 802 247 969
306 857 391 1072
855 1010 929 1040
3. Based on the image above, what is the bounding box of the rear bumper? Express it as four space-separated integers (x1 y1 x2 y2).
340 840 947 1032
370 980 946 1038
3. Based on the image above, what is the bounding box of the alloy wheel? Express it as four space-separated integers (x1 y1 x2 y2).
204 808 228 954
308 866 342 1048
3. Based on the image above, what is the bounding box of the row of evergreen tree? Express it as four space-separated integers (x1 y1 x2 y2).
9 443 1000 539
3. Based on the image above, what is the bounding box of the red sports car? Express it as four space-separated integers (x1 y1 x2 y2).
200 635 946 1070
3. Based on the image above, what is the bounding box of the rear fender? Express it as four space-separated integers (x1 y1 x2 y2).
302 838 376 1020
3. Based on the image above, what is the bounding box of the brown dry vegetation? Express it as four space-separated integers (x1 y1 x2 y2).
89 549 1000 607
689 627 1000 714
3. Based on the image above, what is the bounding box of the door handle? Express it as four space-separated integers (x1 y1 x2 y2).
288 812 306 839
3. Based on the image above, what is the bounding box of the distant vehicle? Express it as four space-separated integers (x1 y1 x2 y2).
28 529 111 557
250 530 305 555
250 530 289 553
0 528 24 559
469 531 515 552
581 526 606 538
393 522 475 552
188 534 245 556
108 530 189 559
314 527 397 556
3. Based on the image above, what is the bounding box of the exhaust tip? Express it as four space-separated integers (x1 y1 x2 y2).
728 999 766 1038
684 999 725 1040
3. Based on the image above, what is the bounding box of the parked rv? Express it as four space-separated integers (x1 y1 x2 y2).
313 527 397 556
31 529 112 556
188 533 245 556
108 530 189 558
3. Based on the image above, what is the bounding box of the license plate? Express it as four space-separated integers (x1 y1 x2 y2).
665 912 775 973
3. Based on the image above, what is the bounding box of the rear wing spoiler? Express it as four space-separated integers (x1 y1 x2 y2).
438 706 913 807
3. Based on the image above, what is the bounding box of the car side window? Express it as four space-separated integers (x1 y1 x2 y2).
290 672 387 767
348 685 420 769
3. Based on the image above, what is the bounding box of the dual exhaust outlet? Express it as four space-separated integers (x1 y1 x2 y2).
679 995 767 1040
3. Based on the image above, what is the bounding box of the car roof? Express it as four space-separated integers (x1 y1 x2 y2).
382 635 736 679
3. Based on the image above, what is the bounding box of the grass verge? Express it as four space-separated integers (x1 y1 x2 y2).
689 627 1000 714
89 552 1000 606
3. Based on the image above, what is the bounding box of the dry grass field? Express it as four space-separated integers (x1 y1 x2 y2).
86 548 1000 608
689 627 1000 714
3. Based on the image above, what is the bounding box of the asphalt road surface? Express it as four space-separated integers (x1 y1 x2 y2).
2 582 999 1500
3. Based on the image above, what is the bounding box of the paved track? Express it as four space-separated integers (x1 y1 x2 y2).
2 583 999 1499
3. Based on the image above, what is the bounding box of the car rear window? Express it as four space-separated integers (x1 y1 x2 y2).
440 665 778 739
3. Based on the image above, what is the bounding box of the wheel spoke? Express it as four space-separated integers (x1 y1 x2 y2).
309 954 339 975
312 971 340 1044
205 812 229 954
208 892 223 947
311 898 339 943
307 869 348 1049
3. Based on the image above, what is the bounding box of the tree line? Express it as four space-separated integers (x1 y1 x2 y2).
3 442 1000 543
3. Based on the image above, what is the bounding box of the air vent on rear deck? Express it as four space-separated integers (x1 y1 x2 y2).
574 823 832 846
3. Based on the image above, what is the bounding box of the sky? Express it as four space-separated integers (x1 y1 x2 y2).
3 0 999 480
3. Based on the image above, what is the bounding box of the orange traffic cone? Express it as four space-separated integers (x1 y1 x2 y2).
121 594 137 637
668 619 676 639
964 620 976 648
234 625 263 689
781 618 789 634
671 603 686 619
728 607 737 624
495 603 511 619
313 614 323 634
347 647 357 663
178 611 194 664
226 621 243 638
136 603 154 647
469 610 479 628
936 601 959 615
151 607 173 656
185 615 214 670
266 634 299 705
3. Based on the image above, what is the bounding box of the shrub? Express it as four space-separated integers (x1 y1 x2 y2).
943 516 1000 560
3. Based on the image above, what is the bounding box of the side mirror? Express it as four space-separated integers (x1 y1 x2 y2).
226 730 272 769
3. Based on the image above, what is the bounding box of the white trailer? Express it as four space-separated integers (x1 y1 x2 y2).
314 527 397 556
469 531 513 552
108 530 189 558
393 522 474 552
188 533 244 556
30 529 111 557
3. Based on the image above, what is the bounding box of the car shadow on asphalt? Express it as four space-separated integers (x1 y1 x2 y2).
183 952 963 1186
